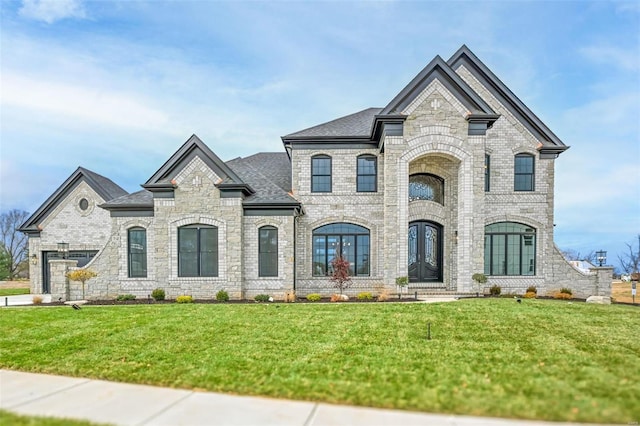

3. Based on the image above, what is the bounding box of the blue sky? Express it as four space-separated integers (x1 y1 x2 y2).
1 0 639 270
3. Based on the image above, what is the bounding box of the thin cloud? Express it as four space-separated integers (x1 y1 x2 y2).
579 44 640 72
19 0 86 24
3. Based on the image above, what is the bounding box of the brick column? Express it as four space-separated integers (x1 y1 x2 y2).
49 259 78 302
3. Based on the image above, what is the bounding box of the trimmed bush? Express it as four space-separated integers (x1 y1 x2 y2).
560 287 573 295
489 285 502 296
216 290 229 302
306 293 321 302
151 288 165 301
524 291 537 299
357 292 373 301
254 294 270 302
526 286 537 294
176 295 193 304
116 294 136 301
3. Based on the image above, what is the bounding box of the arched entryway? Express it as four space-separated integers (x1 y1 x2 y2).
408 221 443 282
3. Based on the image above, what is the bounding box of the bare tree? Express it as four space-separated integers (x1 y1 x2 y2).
561 249 596 264
618 234 640 275
0 209 30 280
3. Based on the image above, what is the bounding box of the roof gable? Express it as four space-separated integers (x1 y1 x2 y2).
19 167 127 234
381 55 497 118
143 134 251 194
447 45 568 156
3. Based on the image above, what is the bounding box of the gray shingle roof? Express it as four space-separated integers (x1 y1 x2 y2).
226 154 298 206
100 190 153 209
284 107 382 138
79 167 128 200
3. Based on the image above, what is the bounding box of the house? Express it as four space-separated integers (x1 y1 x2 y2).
19 45 612 300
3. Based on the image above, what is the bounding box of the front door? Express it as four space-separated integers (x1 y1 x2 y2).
408 221 443 282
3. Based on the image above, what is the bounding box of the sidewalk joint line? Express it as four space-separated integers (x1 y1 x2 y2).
303 403 319 426
136 391 194 426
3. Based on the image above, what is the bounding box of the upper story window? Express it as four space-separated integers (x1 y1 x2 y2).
178 224 218 277
484 222 536 276
258 226 278 277
409 174 444 205
485 154 490 192
312 223 370 277
357 155 377 192
514 154 535 191
128 227 147 278
311 155 332 192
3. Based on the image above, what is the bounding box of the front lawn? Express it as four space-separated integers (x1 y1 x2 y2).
0 288 30 296
1 299 638 423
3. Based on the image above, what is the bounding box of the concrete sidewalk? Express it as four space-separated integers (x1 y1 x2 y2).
1 370 608 426
0 294 51 307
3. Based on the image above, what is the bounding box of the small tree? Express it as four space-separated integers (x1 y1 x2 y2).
66 269 97 300
472 273 487 297
395 276 409 298
330 256 352 295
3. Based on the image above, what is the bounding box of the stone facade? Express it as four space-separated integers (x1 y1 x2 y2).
22 46 609 300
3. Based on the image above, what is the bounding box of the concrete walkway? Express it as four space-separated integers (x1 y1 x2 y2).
1 370 608 426
0 294 51 307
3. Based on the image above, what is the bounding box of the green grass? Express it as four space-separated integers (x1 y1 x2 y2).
1 299 638 423
0 288 30 296
0 410 109 426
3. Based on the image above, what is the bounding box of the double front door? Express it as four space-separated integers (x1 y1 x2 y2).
408 221 443 282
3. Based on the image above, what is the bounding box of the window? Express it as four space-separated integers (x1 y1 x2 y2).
409 174 444 204
178 225 218 277
312 223 369 277
311 155 332 192
357 155 377 192
128 227 147 278
79 198 89 211
485 154 490 192
514 154 534 191
259 226 278 277
484 222 536 276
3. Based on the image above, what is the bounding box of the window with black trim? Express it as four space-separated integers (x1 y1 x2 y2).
259 226 278 277
311 155 332 192
409 174 444 204
485 154 490 192
312 223 369 277
128 227 147 278
484 222 536 276
178 224 218 277
514 154 534 191
357 155 377 192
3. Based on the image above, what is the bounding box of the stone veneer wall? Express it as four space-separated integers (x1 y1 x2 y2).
291 147 387 296
29 181 112 294
242 215 295 299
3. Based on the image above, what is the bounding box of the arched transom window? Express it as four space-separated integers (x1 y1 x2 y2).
409 174 444 204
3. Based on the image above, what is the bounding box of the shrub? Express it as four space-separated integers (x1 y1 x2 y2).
116 294 136 301
151 288 165 301
32 295 43 305
176 295 193 304
560 287 573 295
526 286 537 294
284 292 296 303
377 289 391 302
216 290 229 302
472 273 488 284
524 291 537 299
555 292 572 300
357 291 373 301
306 293 321 302
330 294 342 302
489 285 502 296
254 294 270 302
